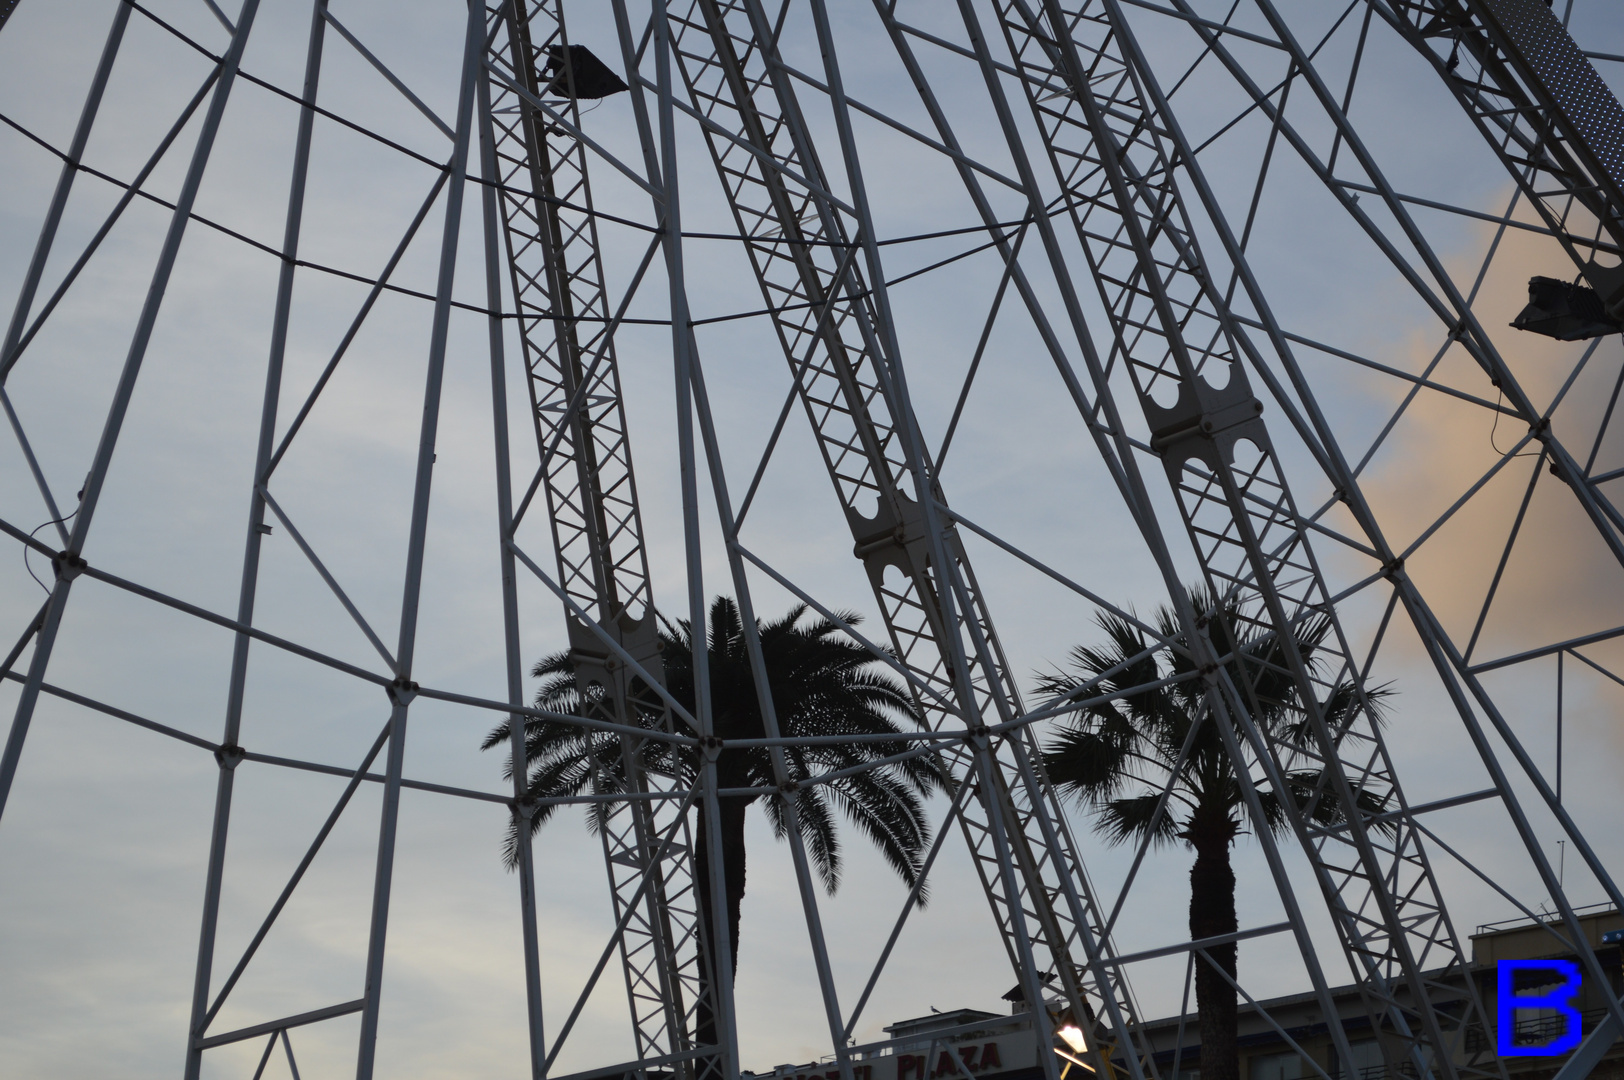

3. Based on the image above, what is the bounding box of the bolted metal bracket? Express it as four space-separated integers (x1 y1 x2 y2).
51 550 87 582
1144 363 1267 474
567 610 666 725
214 743 245 771
1585 261 1624 321
850 491 931 569
846 487 964 656
386 679 419 707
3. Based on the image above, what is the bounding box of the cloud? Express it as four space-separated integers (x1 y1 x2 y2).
1352 213 1624 662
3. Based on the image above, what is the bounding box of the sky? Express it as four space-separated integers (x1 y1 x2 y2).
1 1 1624 1078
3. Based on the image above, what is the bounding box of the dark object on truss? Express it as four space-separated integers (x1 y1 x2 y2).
1001 971 1056 1004
542 45 627 100
0 0 21 34
1512 276 1622 340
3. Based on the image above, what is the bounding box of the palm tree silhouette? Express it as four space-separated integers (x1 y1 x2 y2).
1038 588 1390 1080
483 596 948 1045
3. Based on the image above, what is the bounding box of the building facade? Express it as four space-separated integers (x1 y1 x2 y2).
749 908 1623 1080
750 1008 1047 1080
1133 906 1623 1080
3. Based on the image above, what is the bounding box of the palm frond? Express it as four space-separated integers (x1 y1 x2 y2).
1095 792 1182 847
1039 586 1401 852
1043 724 1134 803
485 598 950 897
795 785 841 894
830 769 932 901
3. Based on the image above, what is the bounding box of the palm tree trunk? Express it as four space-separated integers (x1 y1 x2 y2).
693 792 749 1050
1190 827 1239 1080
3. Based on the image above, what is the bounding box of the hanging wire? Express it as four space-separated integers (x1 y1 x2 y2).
22 507 79 593
1489 385 1543 458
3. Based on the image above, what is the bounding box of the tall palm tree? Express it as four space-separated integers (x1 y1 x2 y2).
1037 588 1390 1080
483 597 948 1044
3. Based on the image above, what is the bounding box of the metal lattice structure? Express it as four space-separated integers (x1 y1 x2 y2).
1 1 1623 1079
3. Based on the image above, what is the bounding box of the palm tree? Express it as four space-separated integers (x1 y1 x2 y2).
483 596 949 1045
1037 588 1390 1080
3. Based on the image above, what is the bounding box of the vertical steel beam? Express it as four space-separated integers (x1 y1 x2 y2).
353 2 482 1075
661 8 1147 1074
1556 651 1564 804
796 7 1076 1075
987 3 1489 1075
933 5 1363 1073
475 53 548 1080
1140 0 1624 1053
645 2 739 1070
0 0 261 825
485 0 707 1066
182 4 324 1078
681 336 871 1080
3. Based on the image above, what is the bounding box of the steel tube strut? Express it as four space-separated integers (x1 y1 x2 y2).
1144 0 1624 1055
354 3 481 1076
484 1 715 1072
0 0 261 826
622 0 751 1069
184 3 322 1077
663 3 1150 1076
475 49 548 1078
990 3 1502 1078
0 1 129 390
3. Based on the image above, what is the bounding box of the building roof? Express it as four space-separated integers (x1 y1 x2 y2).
883 1009 1005 1041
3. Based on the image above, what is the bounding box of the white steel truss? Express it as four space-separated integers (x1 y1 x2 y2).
0 2 1622 1080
